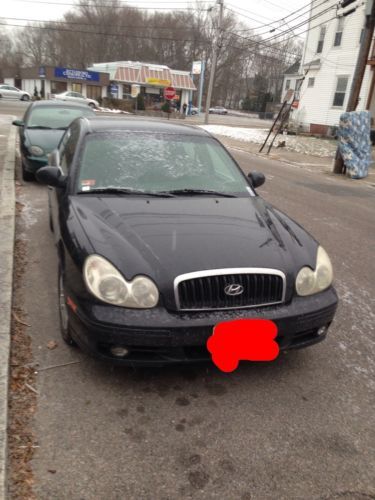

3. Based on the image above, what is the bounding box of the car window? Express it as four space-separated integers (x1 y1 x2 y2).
27 106 94 129
76 132 251 195
60 122 81 174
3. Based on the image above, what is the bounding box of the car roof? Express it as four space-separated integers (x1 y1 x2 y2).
29 100 92 109
82 116 211 137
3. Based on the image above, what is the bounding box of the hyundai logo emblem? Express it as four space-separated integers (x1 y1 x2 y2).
224 284 244 296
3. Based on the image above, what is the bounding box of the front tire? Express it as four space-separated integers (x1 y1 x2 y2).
22 162 34 182
58 266 77 347
21 94 30 101
88 102 95 109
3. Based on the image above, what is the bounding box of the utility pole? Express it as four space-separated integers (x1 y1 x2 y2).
204 0 224 125
333 0 375 174
198 59 206 115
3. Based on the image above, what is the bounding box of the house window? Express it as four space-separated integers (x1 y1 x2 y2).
308 77 315 88
333 76 349 107
285 79 291 91
86 85 101 99
334 17 345 47
317 26 326 53
360 28 364 44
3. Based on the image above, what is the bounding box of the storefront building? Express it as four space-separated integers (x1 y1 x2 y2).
88 61 196 109
3 66 110 100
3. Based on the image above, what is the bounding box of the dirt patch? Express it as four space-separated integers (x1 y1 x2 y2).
7 190 37 499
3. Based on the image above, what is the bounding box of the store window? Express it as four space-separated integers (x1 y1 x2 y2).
71 83 82 93
51 81 67 94
333 76 349 107
86 85 101 99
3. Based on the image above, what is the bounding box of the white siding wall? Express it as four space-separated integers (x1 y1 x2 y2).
293 1 370 129
281 75 300 102
22 79 50 96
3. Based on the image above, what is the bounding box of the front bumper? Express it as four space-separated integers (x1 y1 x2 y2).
67 287 338 366
23 154 48 174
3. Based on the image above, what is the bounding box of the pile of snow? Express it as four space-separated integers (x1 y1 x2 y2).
96 107 131 114
200 125 336 158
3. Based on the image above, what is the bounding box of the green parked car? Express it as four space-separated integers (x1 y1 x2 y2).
13 100 95 181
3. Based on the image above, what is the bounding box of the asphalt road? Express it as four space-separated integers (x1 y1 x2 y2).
0 100 272 128
5 102 375 500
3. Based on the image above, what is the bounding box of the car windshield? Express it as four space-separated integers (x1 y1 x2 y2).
27 107 94 129
76 132 252 195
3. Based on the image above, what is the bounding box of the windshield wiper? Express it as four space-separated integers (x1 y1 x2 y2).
77 187 175 197
27 125 53 129
161 189 237 198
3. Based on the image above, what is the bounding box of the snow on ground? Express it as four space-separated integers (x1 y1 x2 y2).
200 125 337 158
96 107 131 114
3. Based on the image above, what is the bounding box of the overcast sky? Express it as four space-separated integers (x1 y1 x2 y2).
1 0 310 34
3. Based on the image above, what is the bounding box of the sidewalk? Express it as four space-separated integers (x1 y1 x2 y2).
0 115 16 500
208 132 375 187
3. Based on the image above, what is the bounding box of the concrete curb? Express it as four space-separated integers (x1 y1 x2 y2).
0 117 16 500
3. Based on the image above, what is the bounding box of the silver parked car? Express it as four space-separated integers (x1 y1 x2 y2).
51 91 99 108
209 106 228 115
0 84 31 101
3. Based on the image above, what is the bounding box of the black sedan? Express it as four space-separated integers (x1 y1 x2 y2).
13 100 95 181
36 117 338 366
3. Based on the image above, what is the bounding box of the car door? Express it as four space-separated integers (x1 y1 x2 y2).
72 92 86 104
1 86 15 98
50 122 81 244
8 86 22 99
63 92 75 102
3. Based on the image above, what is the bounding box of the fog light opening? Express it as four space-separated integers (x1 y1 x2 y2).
110 346 130 358
317 326 328 337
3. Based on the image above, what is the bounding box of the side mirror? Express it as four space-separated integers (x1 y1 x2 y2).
12 119 24 127
48 149 60 167
248 171 266 189
36 166 67 188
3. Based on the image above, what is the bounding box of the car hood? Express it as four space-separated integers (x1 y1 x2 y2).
25 128 65 153
69 195 318 303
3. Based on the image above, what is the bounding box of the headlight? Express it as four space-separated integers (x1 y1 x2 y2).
296 246 333 296
83 254 159 308
29 145 45 156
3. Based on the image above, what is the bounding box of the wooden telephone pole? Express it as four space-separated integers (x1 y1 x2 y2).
204 0 224 125
333 0 375 174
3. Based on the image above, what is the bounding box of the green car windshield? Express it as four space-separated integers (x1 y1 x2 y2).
27 107 94 129
76 132 253 196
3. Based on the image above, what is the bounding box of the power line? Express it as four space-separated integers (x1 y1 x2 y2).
226 13 339 60
224 4 337 57
231 3 337 46
236 0 330 37
256 0 296 14
262 4 337 42
227 1 313 31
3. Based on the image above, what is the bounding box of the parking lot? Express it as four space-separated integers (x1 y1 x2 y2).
2 97 373 500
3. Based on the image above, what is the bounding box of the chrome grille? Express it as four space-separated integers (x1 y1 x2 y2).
175 269 285 311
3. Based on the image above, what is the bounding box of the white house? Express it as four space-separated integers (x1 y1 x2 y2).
281 61 302 103
290 0 375 135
